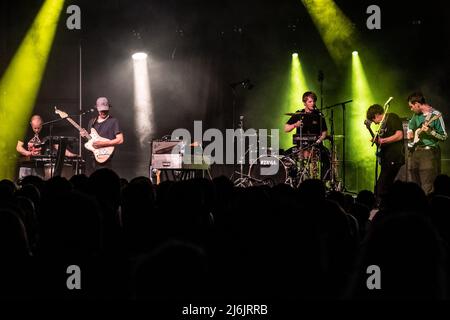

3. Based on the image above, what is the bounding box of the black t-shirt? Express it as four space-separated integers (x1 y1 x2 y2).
286 108 328 136
21 127 49 155
86 116 121 160
87 116 121 140
379 113 404 164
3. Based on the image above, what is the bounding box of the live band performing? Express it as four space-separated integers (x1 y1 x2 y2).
1 0 450 303
15 91 447 200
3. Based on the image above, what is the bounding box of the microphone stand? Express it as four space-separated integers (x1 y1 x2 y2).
318 70 325 181
318 70 324 111
230 79 253 183
231 86 237 180
324 99 353 191
238 116 244 181
330 108 336 188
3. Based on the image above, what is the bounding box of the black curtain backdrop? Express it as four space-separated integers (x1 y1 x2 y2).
1 0 449 182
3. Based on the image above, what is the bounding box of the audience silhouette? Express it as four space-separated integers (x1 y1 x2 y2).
1 171 449 300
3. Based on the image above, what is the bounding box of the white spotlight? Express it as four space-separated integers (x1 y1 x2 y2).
132 54 153 147
132 52 148 60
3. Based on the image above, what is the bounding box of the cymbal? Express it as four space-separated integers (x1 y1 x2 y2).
284 112 316 116
245 133 273 137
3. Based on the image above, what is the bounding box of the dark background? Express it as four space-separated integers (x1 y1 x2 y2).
1 0 449 187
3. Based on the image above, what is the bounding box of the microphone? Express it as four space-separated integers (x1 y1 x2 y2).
383 97 394 107
314 105 324 116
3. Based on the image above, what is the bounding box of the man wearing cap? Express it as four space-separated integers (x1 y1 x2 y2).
85 97 124 175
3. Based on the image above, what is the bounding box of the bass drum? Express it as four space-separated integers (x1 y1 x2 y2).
248 155 297 187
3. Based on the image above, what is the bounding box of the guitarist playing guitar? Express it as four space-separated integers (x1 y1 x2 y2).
366 104 404 201
55 97 123 175
83 97 123 175
407 92 447 194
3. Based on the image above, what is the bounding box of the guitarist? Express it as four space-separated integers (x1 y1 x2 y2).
366 104 404 200
407 92 447 194
84 97 124 175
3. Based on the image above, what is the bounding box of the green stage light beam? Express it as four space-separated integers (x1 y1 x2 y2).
350 52 377 192
279 53 309 149
0 0 65 180
301 0 357 64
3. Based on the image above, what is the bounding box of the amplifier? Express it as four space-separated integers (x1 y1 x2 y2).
152 140 184 154
151 154 183 169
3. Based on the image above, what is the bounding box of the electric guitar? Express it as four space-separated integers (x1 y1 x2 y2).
364 119 381 147
55 107 114 163
408 114 442 148
364 119 381 162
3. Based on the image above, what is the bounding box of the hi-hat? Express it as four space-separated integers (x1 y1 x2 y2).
245 133 273 137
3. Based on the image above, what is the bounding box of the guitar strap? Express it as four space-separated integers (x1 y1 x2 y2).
379 112 390 137
88 117 97 130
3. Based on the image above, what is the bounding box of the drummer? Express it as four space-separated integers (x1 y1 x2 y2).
284 91 330 179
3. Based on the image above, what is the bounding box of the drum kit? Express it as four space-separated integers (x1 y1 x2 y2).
233 112 343 190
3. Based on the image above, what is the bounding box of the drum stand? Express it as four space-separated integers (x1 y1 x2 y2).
233 116 261 187
295 144 320 186
234 173 269 188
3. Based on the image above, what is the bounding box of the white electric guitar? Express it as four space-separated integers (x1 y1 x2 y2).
408 113 442 148
55 107 114 163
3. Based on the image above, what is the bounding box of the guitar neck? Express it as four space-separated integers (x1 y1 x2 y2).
366 126 375 138
425 115 441 126
65 117 91 140
364 120 376 139
417 115 441 134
